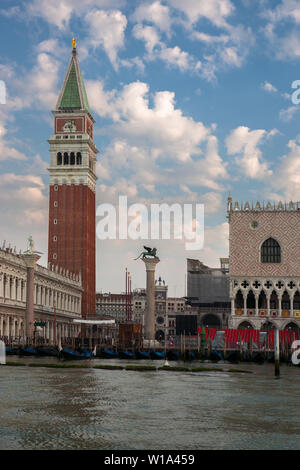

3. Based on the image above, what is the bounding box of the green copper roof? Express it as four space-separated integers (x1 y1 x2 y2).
79 68 91 112
59 62 81 109
58 53 91 113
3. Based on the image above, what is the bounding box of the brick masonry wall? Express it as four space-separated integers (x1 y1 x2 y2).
48 184 96 316
229 210 300 277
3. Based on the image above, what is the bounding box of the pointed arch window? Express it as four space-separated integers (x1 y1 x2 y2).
261 238 281 263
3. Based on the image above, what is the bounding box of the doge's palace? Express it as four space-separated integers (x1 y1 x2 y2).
228 197 300 331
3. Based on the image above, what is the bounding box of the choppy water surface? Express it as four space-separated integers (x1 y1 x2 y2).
0 358 300 450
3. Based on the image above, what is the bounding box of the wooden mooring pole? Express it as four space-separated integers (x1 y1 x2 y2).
275 328 280 377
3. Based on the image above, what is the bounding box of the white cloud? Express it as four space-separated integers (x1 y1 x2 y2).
133 23 200 72
199 192 223 214
85 10 127 70
35 39 69 59
120 56 145 73
86 80 117 119
166 0 234 27
159 45 195 71
0 172 48 264
87 80 228 209
0 173 47 222
263 0 300 24
0 6 22 18
271 136 300 201
131 2 252 79
262 81 278 93
89 80 227 179
28 52 60 109
262 1 300 60
191 24 254 80
133 24 161 54
0 44 61 120
110 82 210 162
219 46 241 67
192 32 229 44
0 120 27 161
226 126 274 179
264 27 300 60
132 1 172 32
27 0 125 29
279 105 300 122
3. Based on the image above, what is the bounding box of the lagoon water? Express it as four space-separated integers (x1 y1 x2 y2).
0 358 300 450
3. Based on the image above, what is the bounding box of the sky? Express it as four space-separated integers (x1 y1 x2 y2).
1 0 300 296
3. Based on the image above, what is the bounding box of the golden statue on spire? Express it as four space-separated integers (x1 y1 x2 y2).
72 38 77 49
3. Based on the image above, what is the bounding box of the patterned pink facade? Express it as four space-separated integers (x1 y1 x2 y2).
229 210 300 277
228 199 300 330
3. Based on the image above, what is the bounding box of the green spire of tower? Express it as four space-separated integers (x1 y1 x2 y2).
56 40 91 113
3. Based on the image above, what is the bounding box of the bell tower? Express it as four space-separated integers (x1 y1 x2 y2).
48 40 98 318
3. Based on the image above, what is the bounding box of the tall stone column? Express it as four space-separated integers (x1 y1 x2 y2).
231 297 235 316
22 253 40 340
142 257 160 341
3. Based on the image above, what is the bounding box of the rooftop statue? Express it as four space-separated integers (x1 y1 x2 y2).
135 246 158 260
25 235 35 254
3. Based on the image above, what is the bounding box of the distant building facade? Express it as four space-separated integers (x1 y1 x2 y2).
0 245 82 341
96 277 187 340
228 198 300 331
186 258 230 328
96 293 127 323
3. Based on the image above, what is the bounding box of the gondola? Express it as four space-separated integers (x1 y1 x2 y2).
210 349 223 362
167 350 180 361
100 349 119 359
5 346 19 355
150 350 165 360
19 347 38 356
225 351 240 364
182 350 196 361
135 350 150 360
36 346 59 357
118 350 134 359
60 348 92 360
252 352 265 364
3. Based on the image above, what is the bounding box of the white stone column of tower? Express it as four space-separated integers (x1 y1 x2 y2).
142 257 160 341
